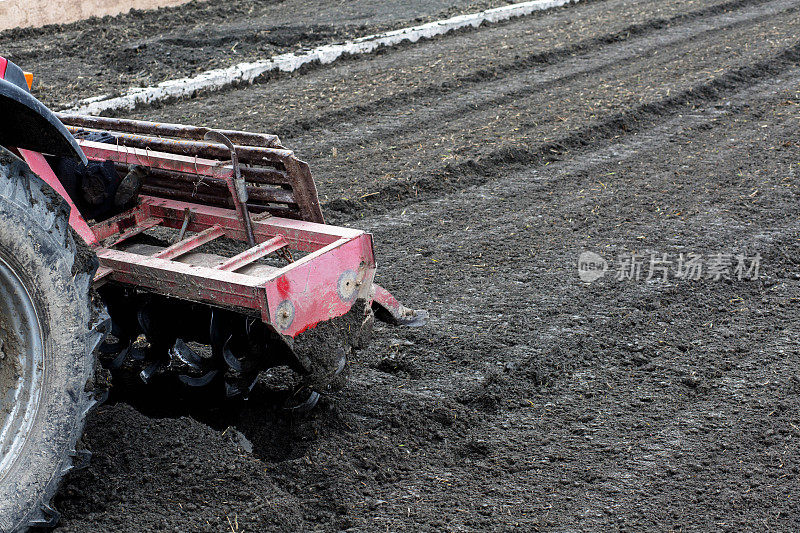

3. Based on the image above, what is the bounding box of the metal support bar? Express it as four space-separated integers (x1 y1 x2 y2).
142 196 358 250
283 158 325 224
154 225 225 260
108 217 163 247
79 139 241 180
65 126 287 167
97 248 269 313
129 166 297 204
94 266 112 283
90 203 152 242
217 236 287 272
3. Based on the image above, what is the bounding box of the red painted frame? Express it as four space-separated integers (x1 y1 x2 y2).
16 118 418 338
18 149 98 245
1 54 423 339
92 196 376 338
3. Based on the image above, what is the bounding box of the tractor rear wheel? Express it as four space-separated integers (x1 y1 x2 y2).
0 148 106 532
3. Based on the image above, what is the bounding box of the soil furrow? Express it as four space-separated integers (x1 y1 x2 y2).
4 0 597 107
130 0 757 130
343 65 800 531
256 0 782 140
32 0 800 531
129 0 800 221
296 0 799 156
327 36 800 219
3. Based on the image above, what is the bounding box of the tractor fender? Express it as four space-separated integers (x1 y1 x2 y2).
0 58 87 163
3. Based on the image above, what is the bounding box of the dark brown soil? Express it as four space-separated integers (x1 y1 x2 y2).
0 0 530 109
36 0 800 530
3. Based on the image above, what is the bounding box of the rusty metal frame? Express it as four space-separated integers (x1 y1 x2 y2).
59 114 325 224
61 115 375 338
20 114 423 338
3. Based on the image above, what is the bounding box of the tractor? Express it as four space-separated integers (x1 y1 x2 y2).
0 56 426 531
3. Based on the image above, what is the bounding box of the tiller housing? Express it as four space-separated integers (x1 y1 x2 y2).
38 114 427 403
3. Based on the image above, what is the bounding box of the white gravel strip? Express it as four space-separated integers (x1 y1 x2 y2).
65 0 579 115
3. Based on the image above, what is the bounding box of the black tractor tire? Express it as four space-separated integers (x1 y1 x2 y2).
0 148 107 532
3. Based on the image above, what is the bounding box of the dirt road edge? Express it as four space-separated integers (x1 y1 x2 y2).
64 0 580 115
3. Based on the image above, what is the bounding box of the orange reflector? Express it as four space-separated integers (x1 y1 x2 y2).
23 72 33 89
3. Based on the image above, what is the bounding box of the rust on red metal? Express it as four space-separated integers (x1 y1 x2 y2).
14 115 422 346
90 202 154 242
59 113 325 223
108 216 163 247
79 139 246 179
264 235 376 336
142 168 297 204
42 114 387 337
97 248 271 313
131 164 293 187
56 113 282 148
77 138 312 220
66 128 286 167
